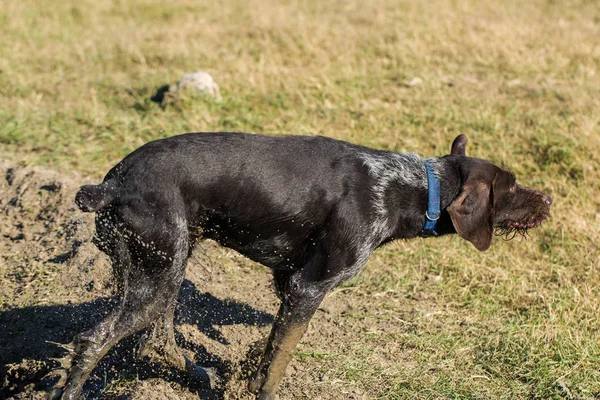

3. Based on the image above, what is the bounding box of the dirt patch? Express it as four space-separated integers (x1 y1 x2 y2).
0 160 373 399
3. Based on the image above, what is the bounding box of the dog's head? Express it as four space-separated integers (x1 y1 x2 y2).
446 135 552 251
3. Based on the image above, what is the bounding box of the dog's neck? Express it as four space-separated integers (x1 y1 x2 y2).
371 154 462 241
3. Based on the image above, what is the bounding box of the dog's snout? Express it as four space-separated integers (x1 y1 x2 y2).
543 195 553 206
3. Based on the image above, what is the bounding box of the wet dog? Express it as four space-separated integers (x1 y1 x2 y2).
50 133 552 399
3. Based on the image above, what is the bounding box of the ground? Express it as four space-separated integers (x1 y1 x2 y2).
1 0 600 399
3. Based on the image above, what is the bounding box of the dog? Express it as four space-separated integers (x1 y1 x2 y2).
49 132 552 399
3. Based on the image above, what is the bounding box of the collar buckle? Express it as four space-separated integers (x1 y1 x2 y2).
425 210 440 221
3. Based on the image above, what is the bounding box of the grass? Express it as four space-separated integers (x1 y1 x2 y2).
1 0 599 398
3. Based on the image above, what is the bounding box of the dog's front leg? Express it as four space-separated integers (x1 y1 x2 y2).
248 272 330 400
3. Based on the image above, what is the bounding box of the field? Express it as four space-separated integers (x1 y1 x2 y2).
1 0 599 398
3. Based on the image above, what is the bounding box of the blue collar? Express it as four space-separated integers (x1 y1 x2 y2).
422 160 440 237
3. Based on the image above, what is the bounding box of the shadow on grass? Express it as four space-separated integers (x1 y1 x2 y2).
150 84 170 103
0 279 273 399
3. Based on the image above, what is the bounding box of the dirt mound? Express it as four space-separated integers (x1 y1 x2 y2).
0 160 368 399
0 160 113 305
0 160 113 398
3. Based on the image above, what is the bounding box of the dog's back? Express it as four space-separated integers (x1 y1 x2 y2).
78 132 364 213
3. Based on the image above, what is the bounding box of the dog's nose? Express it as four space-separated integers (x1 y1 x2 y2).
543 195 553 206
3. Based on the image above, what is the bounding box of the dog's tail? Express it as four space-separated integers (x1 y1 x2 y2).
75 179 119 212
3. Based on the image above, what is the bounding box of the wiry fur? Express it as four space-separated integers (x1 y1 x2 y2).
359 152 426 209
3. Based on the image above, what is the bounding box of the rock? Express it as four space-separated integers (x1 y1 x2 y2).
406 76 423 87
425 273 442 282
169 71 222 100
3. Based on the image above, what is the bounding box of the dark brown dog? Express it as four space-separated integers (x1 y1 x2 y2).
49 133 551 399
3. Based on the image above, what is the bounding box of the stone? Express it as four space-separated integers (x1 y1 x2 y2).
169 71 222 100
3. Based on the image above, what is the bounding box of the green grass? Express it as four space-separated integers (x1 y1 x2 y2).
1 0 600 398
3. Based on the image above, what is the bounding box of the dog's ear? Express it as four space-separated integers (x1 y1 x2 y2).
447 180 494 251
451 134 468 156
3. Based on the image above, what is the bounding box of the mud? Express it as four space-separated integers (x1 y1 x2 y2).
0 160 373 399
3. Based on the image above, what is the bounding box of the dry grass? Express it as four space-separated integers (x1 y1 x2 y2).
1 0 599 398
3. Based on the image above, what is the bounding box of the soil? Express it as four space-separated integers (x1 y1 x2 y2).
0 159 370 399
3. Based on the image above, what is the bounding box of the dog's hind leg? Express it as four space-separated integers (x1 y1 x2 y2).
132 221 219 387
50 210 214 399
248 270 294 358
135 278 219 388
48 235 142 400
50 302 149 399
49 239 178 399
245 270 294 366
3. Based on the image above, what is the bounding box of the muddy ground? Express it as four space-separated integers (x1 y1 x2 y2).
0 160 376 399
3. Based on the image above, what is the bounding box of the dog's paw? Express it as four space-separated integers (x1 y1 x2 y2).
43 364 69 399
248 371 266 394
